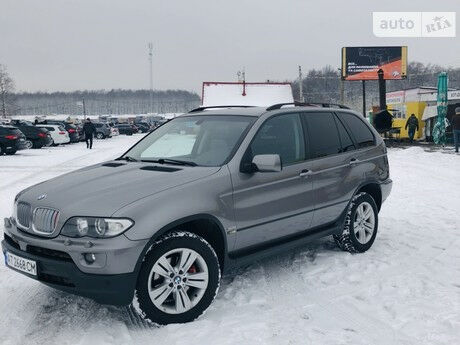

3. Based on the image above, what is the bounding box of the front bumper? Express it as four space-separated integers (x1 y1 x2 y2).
2 237 135 305
2 219 149 305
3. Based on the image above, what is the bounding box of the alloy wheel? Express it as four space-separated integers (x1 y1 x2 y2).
353 201 375 244
147 248 209 314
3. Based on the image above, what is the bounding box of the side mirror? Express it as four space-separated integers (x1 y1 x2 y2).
252 154 282 172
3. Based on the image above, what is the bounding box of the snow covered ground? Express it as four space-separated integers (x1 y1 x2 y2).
1 136 459 345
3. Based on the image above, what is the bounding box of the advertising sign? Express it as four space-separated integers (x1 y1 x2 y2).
342 46 407 80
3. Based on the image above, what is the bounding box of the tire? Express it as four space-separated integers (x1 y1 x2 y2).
24 140 33 149
333 192 379 253
32 140 43 149
6 149 17 155
96 132 104 139
0 145 5 155
134 231 220 325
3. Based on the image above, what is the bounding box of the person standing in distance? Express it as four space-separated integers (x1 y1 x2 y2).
405 114 419 144
83 118 96 149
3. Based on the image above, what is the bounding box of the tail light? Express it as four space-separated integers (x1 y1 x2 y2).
38 132 47 138
68 129 76 133
5 135 18 140
59 131 66 135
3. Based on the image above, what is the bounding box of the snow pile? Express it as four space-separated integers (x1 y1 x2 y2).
0 141 459 345
202 82 294 107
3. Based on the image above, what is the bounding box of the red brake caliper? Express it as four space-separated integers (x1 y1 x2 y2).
187 265 197 274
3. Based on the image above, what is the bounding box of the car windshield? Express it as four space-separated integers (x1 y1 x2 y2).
123 115 254 167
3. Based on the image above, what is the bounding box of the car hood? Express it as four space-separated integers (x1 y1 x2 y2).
17 161 220 217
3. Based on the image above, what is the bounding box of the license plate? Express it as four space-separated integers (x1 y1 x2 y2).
5 252 37 276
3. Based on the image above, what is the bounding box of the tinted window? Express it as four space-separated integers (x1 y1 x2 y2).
338 112 375 148
250 113 305 165
304 112 341 158
335 115 355 152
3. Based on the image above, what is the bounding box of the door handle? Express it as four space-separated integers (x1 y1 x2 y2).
299 169 313 178
349 158 360 166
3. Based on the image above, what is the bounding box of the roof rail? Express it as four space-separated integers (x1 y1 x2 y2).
266 102 350 111
188 105 255 113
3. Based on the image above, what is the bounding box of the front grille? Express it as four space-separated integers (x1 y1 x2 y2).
32 208 60 235
17 202 31 229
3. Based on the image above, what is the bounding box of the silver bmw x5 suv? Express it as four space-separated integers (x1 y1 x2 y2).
3 103 392 325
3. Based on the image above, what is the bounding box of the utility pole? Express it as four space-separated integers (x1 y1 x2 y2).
82 99 86 120
338 68 344 105
148 42 154 114
298 66 303 102
362 81 366 117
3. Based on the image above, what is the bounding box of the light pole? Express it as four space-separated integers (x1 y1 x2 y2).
148 42 154 114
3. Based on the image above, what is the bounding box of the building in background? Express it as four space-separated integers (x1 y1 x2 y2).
386 87 460 141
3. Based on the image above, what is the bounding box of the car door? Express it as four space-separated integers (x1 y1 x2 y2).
301 111 361 228
231 113 317 251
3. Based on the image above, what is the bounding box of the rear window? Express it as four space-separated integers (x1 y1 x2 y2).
337 112 375 148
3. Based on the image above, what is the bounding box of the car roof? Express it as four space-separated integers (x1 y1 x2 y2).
183 105 357 118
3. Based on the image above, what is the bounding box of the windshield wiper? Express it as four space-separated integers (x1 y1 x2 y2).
141 158 197 166
116 156 138 162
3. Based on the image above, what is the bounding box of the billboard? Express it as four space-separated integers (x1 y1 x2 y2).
341 46 407 80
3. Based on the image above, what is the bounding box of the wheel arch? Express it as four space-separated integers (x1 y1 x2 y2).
356 182 382 211
133 214 228 275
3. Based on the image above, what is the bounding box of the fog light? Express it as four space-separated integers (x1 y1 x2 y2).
84 253 96 264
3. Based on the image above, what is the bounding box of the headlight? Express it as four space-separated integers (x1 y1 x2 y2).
61 217 134 238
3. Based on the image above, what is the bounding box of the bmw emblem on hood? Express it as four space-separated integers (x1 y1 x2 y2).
37 194 47 201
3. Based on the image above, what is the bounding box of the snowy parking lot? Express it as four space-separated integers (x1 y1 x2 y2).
1 135 459 345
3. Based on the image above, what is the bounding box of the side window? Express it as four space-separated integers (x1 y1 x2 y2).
249 113 305 165
338 112 375 148
334 115 355 152
304 112 341 158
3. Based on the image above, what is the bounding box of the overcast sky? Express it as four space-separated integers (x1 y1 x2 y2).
1 0 458 94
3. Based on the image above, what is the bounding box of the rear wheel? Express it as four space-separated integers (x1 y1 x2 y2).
32 140 43 149
6 149 17 155
96 132 104 139
24 140 33 149
134 232 220 325
0 145 5 155
333 192 378 253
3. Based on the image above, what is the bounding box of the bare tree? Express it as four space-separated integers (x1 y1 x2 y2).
0 64 17 118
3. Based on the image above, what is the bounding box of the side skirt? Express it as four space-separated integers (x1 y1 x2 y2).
225 218 344 271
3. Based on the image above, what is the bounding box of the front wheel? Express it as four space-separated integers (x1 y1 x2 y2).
134 232 220 325
96 132 104 139
333 192 378 253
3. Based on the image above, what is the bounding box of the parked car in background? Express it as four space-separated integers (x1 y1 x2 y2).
94 122 112 139
110 126 119 136
43 120 80 143
9 120 51 148
114 124 134 135
0 126 28 155
134 122 151 133
130 124 139 133
35 124 70 145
